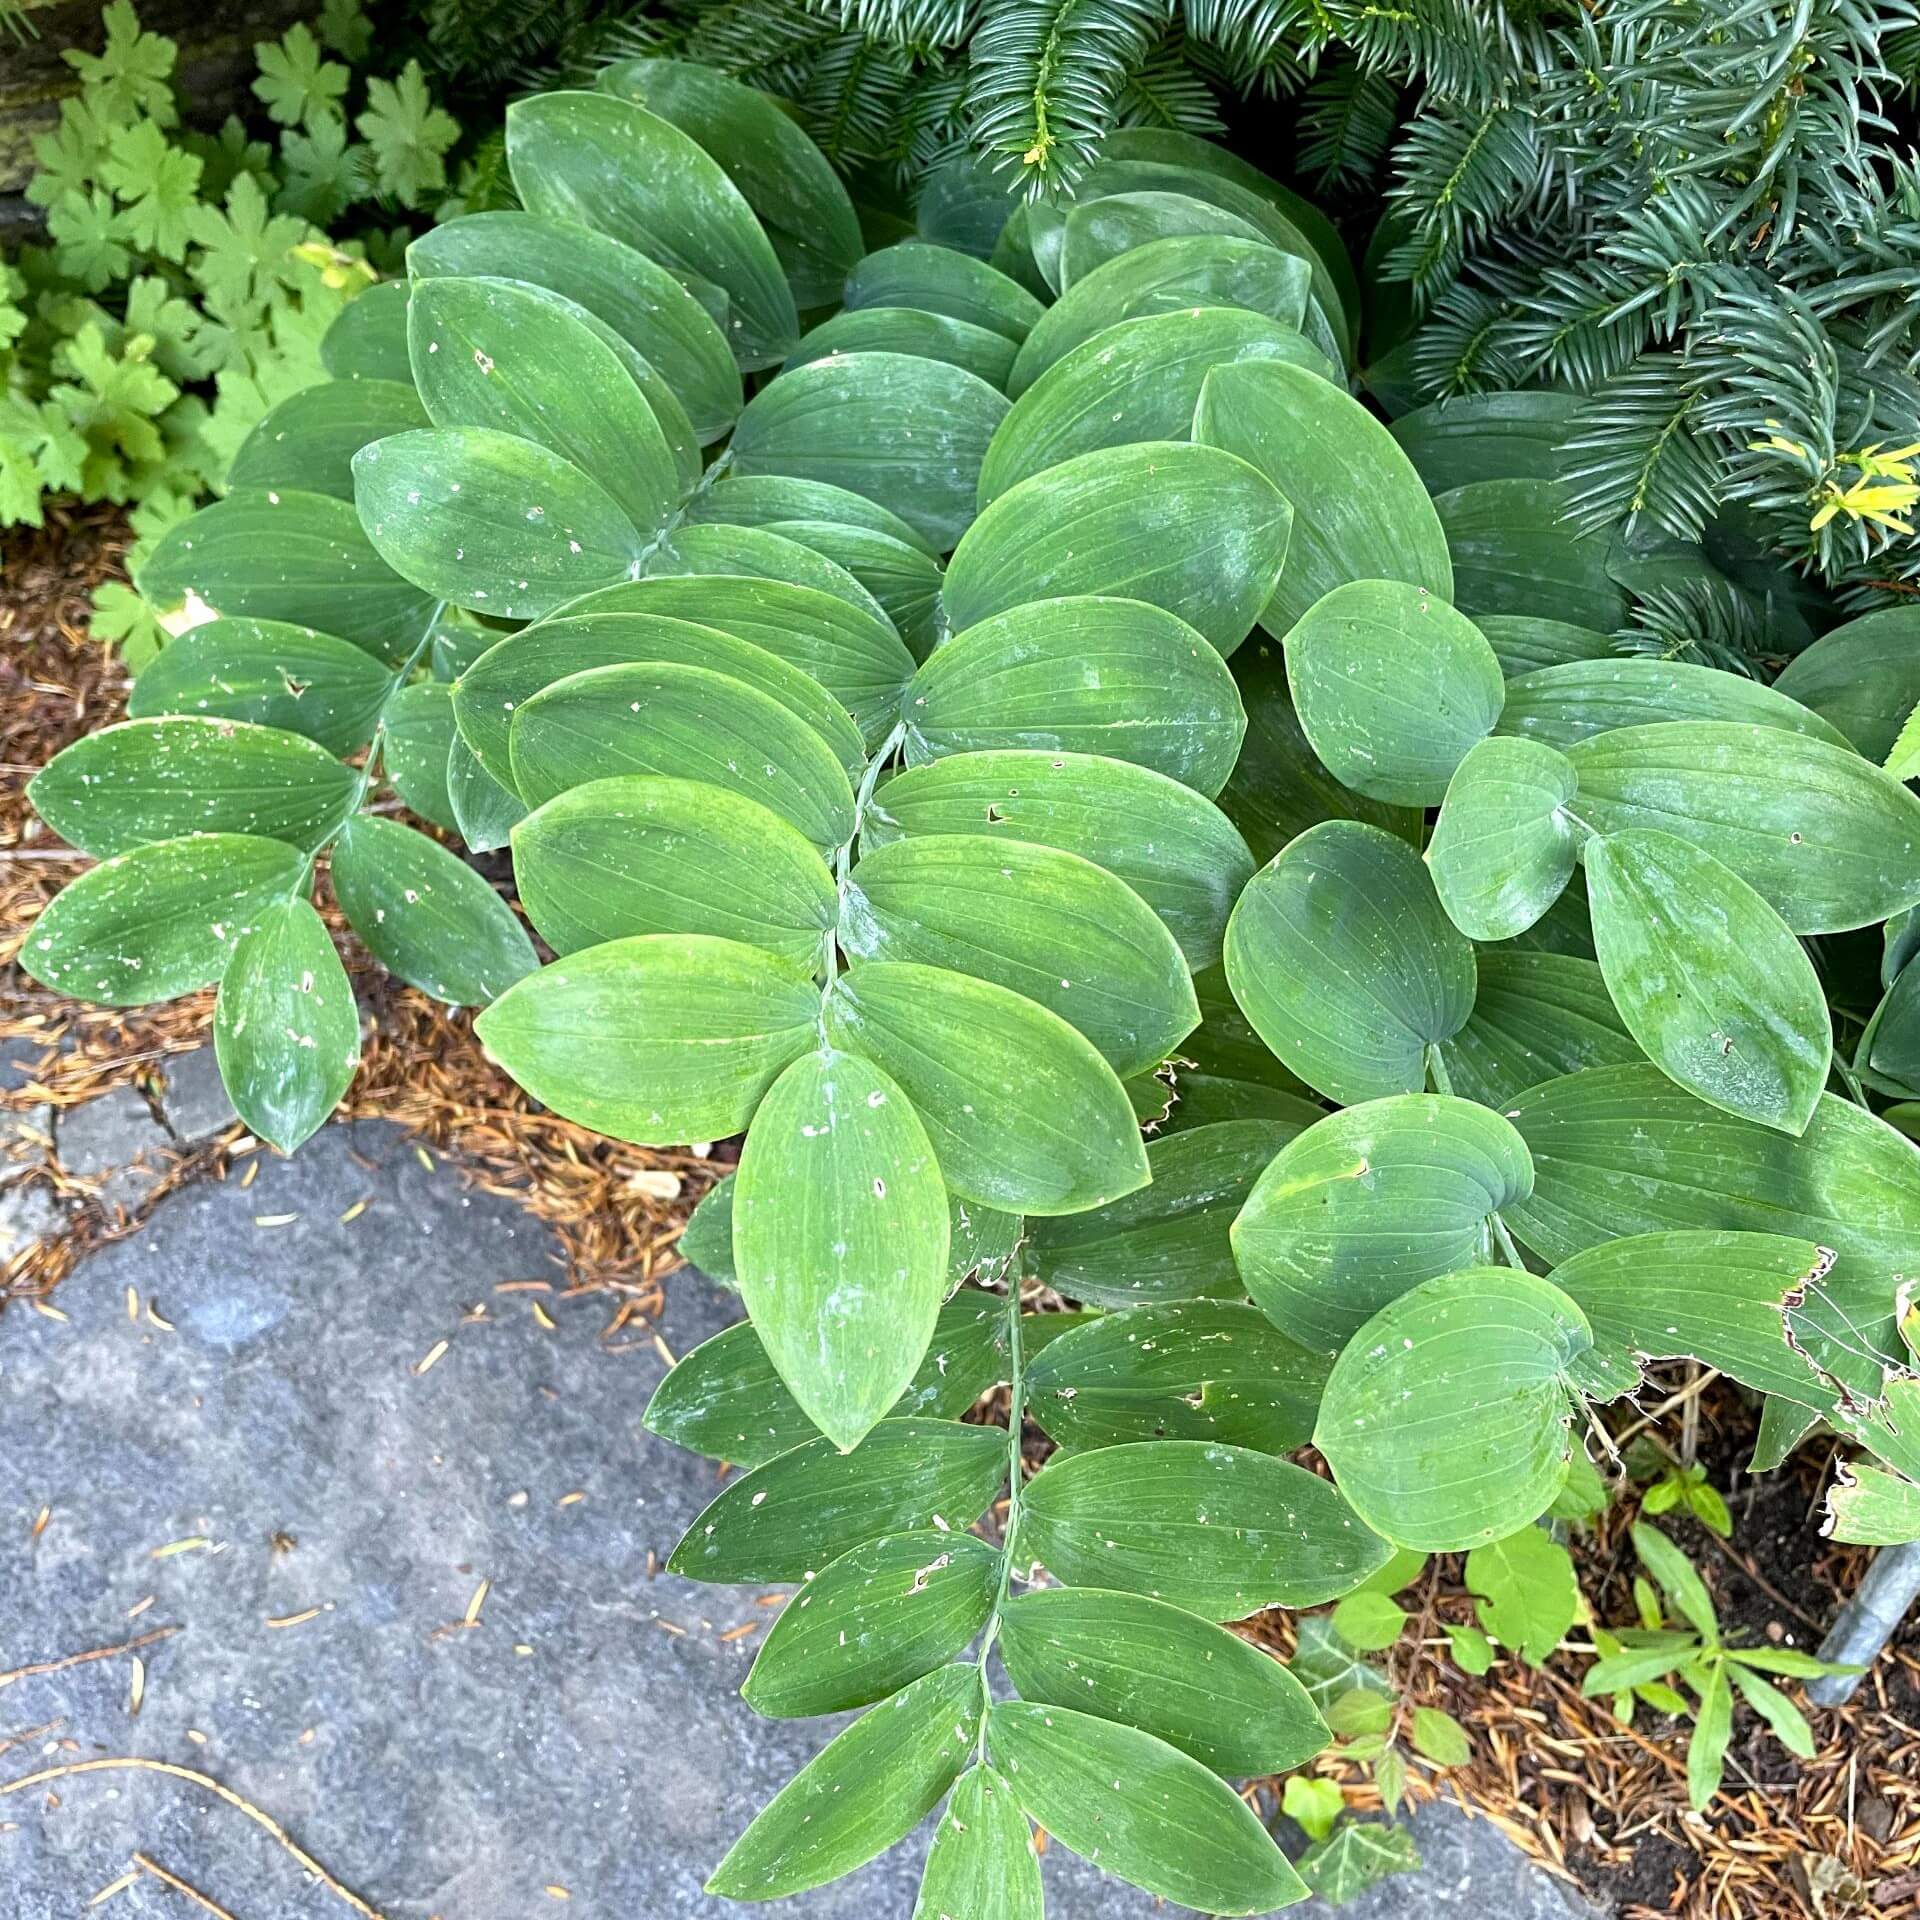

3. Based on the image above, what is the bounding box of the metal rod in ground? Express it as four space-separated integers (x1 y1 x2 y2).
1809 1539 1920 1706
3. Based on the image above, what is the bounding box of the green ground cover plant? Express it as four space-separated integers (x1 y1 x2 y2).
18 53 1920 1915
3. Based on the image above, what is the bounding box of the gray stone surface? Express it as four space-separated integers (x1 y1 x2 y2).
51 1085 172 1216
2 1121 1597 1920
0 1172 63 1261
153 1047 238 1144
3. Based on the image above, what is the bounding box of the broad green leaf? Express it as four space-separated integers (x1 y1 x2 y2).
1565 721 1920 933
1446 1623 1497 1674
1026 1119 1309 1307
846 241 1045 343
1410 1705 1472 1767
407 275 677 539
408 210 742 441
320 280 411 383
1477 614 1618 677
1314 1268 1593 1551
1433 950 1635 1108
1587 830 1831 1134
743 1531 999 1717
1544 1230 1832 1403
227 378 429 502
1771 605 1920 759
1331 1590 1409 1651
986 1702 1308 1914
687 473 937 556
507 660 857 847
866 749 1253 968
475 933 819 1146
1388 392 1581 492
359 439 634 633
1427 736 1580 941
1727 1662 1816 1758
1504 1063 1919 1409
1466 1524 1579 1663
513 775 835 966
1283 1775 1344 1844
734 1048 950 1450
730 351 1007 551
1020 1439 1389 1616
1285 579 1503 805
31 716 357 858
824 961 1149 1215
1498 658 1851 750
1195 360 1451 636
904 596 1244 796
553 576 915 747
1049 189 1267 288
999 1587 1327 1772
137 489 434 666
213 896 358 1153
708 1667 979 1900
1023 1298 1329 1453
446 734 526 852
1436 480 1628 632
943 442 1292 658
1102 129 1360 346
19 834 304 1006
598 57 862 307
668 1419 1006 1582
1826 1463 1920 1544
1233 1094 1535 1360
786 306 1018 389
452 610 867 792
913 1765 1042 1920
1296 1822 1421 1905
1009 234 1313 395
380 680 458 830
1220 637 1421 862
506 90 797 368
329 814 536 1007
753 518 943 660
643 1292 1007 1467
128 619 392 756
980 308 1335 504
1224 820 1476 1106
842 834 1197 1076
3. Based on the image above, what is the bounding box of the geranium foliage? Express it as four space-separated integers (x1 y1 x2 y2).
22 56 1920 1912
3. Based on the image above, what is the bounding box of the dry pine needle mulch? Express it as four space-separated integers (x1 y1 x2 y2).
8 509 1920 1920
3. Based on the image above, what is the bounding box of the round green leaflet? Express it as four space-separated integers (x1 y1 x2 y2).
902 595 1247 796
1193 360 1452 638
474 933 822 1147
511 775 838 966
1285 579 1505 807
1232 1093 1536 1360
1585 829 1832 1137
941 441 1293 658
504 90 798 369
1224 819 1477 1106
978 306 1337 504
1427 735 1581 941
733 1047 952 1451
1314 1267 1595 1551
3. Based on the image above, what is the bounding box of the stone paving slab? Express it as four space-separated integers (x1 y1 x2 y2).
1 1116 1596 1919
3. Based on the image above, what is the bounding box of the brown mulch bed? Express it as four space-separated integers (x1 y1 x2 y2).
8 509 1920 1918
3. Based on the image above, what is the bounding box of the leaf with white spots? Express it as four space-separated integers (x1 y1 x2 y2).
913 1764 1043 1920
733 1047 952 1451
30 717 359 859
1018 1438 1389 1619
668 1419 1007 1583
214 896 360 1153
18 833 306 1007
985 1701 1308 1913
743 1530 999 1717
228 379 431 504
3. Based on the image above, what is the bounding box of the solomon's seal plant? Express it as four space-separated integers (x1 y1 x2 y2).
22 54 1920 1913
